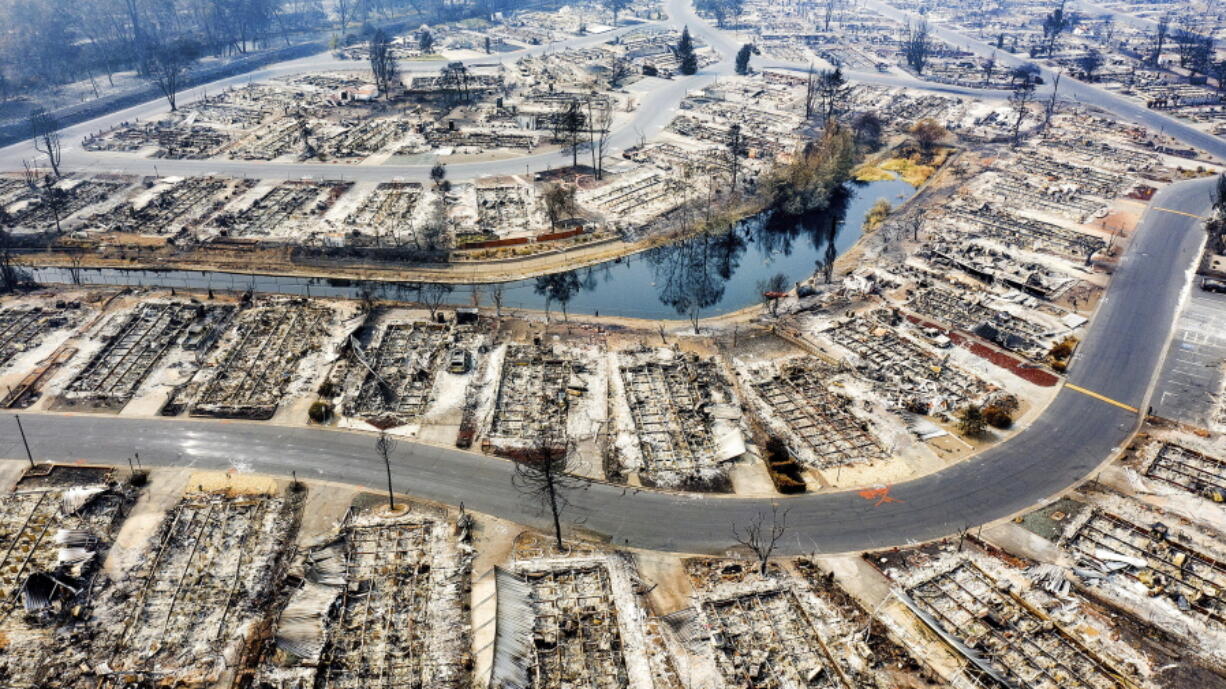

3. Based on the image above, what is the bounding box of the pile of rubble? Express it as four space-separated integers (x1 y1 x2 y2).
741 358 887 469
253 506 474 689
182 298 337 419
63 301 234 410
0 303 84 370
492 537 678 689
608 347 744 490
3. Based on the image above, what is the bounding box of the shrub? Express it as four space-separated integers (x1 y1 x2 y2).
982 405 1013 429
772 473 806 494
958 404 987 437
763 436 806 493
308 401 333 424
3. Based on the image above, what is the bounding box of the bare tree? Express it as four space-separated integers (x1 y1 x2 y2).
1040 0 1070 56
821 0 839 31
419 282 454 319
29 109 62 178
603 0 630 26
543 183 578 228
24 170 68 234
757 272 789 316
490 282 506 318
726 123 746 190
586 98 613 179
896 212 923 242
982 51 996 85
1172 18 1203 69
1077 49 1104 82
1152 12 1171 65
910 118 947 154
369 29 400 99
440 62 471 104
731 504 789 576
554 98 586 169
66 246 87 285
1008 78 1037 147
803 63 819 119
335 0 357 36
292 110 317 159
903 19 932 75
1095 16 1116 46
416 195 449 252
512 433 586 551
534 271 582 321
607 57 632 88
1043 70 1061 133
0 209 19 293
375 430 398 510
141 38 201 111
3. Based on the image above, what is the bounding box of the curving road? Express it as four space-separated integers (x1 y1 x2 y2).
0 0 1218 554
865 0 1226 161
0 0 1219 182
0 0 1015 183
1 176 1212 554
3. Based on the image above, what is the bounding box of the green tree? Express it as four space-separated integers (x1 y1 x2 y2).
815 67 851 121
677 26 698 75
735 43 753 75
762 122 855 216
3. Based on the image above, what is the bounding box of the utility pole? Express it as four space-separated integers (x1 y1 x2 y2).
14 414 34 468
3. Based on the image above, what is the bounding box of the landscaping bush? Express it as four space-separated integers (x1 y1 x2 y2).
308 401 333 424
982 405 1013 429
763 436 806 494
958 404 986 437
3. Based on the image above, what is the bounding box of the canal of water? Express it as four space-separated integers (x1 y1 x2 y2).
25 178 914 320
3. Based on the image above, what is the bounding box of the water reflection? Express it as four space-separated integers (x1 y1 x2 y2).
24 179 910 319
547 186 854 324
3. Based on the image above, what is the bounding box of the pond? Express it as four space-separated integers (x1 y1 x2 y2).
24 177 914 320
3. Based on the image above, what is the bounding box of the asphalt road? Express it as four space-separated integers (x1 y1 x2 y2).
0 0 1016 183
1152 288 1226 427
4 0 1210 182
1 176 1213 555
865 0 1226 162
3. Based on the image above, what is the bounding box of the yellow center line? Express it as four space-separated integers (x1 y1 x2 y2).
1152 207 1206 220
1064 383 1139 413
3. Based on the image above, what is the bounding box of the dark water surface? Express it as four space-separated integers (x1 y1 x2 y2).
27 178 913 319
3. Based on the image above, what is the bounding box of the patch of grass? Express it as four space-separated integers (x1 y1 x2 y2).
852 164 896 182
880 157 936 186
864 199 893 231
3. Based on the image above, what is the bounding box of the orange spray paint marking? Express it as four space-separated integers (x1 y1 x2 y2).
858 485 902 506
